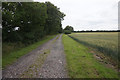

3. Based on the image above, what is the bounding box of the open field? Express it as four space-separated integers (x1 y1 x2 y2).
69 32 118 61
62 34 118 78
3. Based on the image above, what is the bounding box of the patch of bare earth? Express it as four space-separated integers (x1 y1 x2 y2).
90 50 118 71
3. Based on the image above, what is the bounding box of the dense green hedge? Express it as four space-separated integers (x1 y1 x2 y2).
64 30 71 34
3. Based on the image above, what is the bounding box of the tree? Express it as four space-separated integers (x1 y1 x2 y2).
64 25 74 34
45 2 65 34
64 25 74 32
2 2 65 44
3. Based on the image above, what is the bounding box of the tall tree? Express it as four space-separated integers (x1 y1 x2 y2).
45 2 65 34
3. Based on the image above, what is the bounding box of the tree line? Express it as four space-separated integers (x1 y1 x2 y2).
2 2 65 44
73 30 119 33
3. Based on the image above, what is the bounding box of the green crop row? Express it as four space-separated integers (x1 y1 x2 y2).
69 32 118 61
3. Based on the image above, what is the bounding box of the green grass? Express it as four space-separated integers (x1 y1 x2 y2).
69 32 118 61
2 35 57 69
62 34 118 78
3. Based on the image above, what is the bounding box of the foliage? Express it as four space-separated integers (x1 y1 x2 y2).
45 2 65 34
64 25 74 31
64 25 74 34
64 30 71 34
2 2 65 44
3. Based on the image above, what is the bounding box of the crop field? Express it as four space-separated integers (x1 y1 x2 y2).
69 32 118 61
62 34 118 78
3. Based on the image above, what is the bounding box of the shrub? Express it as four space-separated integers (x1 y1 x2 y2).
64 30 71 34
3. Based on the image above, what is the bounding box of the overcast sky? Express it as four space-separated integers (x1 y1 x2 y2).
34 0 119 31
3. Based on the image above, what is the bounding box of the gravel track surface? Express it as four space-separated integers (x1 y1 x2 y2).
39 34 68 78
2 34 68 78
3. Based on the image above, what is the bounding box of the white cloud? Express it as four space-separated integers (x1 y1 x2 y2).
34 0 119 31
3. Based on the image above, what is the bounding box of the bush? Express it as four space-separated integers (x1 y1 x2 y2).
64 30 71 34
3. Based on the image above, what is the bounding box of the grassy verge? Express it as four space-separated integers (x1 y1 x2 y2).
2 35 57 69
62 34 118 78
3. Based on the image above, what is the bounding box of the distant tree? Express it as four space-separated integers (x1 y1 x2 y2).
64 25 74 32
64 25 74 34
